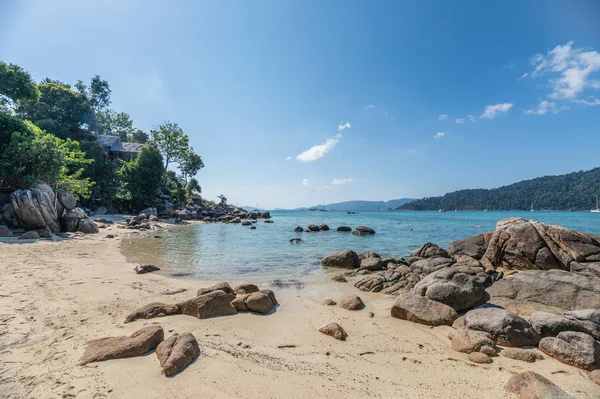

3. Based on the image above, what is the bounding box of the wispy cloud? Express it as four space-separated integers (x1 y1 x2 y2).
433 132 445 139
403 148 417 155
338 122 351 131
296 133 343 162
302 179 309 186
503 62 515 70
438 114 448 121
455 118 466 124
480 103 514 119
285 156 292 160
332 178 353 185
572 97 600 106
364 104 376 109
524 100 560 115
467 115 476 122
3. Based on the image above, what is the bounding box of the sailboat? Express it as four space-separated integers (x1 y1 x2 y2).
592 195 600 213
530 202 535 213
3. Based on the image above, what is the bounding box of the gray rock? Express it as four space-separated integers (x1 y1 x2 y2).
448 233 492 260
57 190 76 210
448 328 495 353
340 294 365 310
391 292 457 326
244 290 278 314
500 347 544 363
352 226 375 236
124 302 180 323
319 224 329 231
411 242 449 260
360 257 384 271
337 226 352 232
140 207 158 216
19 231 40 240
294 226 304 233
468 352 492 363
0 225 13 237
504 371 574 399
307 224 320 232
321 250 360 269
563 309 600 340
77 218 99 234
11 184 60 233
233 283 259 295
61 207 88 232
464 308 541 347
529 311 588 338
197 282 234 296
539 331 600 371
289 238 302 244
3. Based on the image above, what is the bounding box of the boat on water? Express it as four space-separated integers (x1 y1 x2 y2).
530 202 535 213
592 195 600 213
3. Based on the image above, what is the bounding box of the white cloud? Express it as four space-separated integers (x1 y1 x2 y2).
455 118 466 124
572 97 600 106
480 103 514 119
331 178 353 185
296 133 342 162
365 104 375 109
519 72 529 80
525 41 600 103
286 156 292 160
433 132 445 139
524 100 558 115
302 179 309 186
438 114 448 121
467 115 476 122
338 122 351 131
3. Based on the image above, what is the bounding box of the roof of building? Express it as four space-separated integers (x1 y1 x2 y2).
96 135 120 147
96 135 144 153
121 142 145 153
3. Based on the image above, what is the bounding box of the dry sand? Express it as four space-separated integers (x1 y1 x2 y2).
0 221 598 398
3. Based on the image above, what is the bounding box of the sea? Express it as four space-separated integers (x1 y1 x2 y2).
122 210 600 284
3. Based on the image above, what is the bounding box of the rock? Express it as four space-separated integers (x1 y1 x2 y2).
95 207 107 215
264 220 273 224
79 325 164 365
319 323 347 341
231 294 251 311
448 233 492 260
233 283 259 295
529 311 588 338
156 333 200 376
480 346 497 357
134 264 160 274
504 371 574 399
319 224 330 231
360 257 384 271
57 190 76 210
11 184 60 233
197 282 234 296
352 226 375 236
124 302 180 323
538 331 600 371
590 370 600 386
487 270 600 314
464 308 541 347
563 309 600 340
260 211 271 219
140 207 158 216
339 294 365 310
468 352 492 364
289 238 302 244
321 250 360 269
307 224 320 232
94 217 113 224
19 231 39 240
391 292 458 326
358 251 381 260
323 298 337 306
410 242 450 260
331 274 348 283
245 290 278 314
501 348 544 363
294 226 304 233
61 207 87 232
77 218 99 234
176 210 192 220
0 225 13 237
412 266 490 312
241 220 252 226
337 226 352 232
250 226 256 230
178 290 238 319
448 328 496 353
452 316 466 329
105 234 115 238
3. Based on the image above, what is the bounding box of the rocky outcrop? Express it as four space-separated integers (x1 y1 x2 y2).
11 184 60 233
79 325 164 365
391 292 457 326
412 265 490 312
504 371 574 399
448 329 496 354
464 308 541 347
340 294 365 310
57 190 76 211
319 322 348 341
156 333 200 376
61 207 98 234
410 242 450 261
488 270 600 314
539 331 600 370
178 290 237 319
321 250 360 269
307 224 320 232
352 226 375 236
448 233 492 266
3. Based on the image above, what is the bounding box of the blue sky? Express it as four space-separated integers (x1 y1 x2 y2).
1 1 600 209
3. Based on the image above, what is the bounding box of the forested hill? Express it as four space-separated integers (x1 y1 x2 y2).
399 167 600 211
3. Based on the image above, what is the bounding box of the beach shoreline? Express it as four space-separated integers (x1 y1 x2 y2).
0 222 597 398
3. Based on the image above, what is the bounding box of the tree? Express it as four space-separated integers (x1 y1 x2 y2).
118 143 164 210
80 139 120 206
0 62 40 107
179 147 204 184
150 122 189 173
217 195 227 207
185 177 202 206
131 129 149 144
96 110 135 141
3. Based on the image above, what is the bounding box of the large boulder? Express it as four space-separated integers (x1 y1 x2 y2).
233 283 259 295
563 310 600 340
321 250 360 269
504 371 574 399
245 290 278 314
448 233 492 260
77 218 99 234
352 226 375 236
488 270 600 314
539 331 600 371
10 184 60 233
61 207 98 234
57 190 76 211
177 290 237 319
197 282 234 296
156 333 200 376
410 242 450 260
391 292 457 326
464 308 541 347
340 294 365 310
529 311 589 338
0 225 13 237
79 325 164 365
412 266 489 312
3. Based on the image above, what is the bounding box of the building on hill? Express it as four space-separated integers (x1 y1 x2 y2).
96 135 144 161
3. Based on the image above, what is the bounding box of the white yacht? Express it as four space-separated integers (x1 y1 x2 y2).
592 195 600 213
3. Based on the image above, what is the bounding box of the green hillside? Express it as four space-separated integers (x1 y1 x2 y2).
399 167 600 211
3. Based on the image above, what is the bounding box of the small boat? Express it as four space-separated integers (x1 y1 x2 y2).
592 195 600 213
530 202 535 213
439 209 446 213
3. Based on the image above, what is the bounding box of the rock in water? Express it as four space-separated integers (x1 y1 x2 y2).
337 226 352 232
156 333 200 376
319 323 347 341
233 283 259 295
448 329 496 354
319 224 330 231
125 302 180 323
307 224 320 232
294 226 304 232
133 264 161 274
178 290 237 319
504 371 574 399
321 250 360 269
538 331 600 371
197 282 234 296
468 352 492 364
464 308 541 347
340 294 365 310
352 226 375 236
501 348 544 363
79 325 164 365
289 238 302 244
391 292 457 326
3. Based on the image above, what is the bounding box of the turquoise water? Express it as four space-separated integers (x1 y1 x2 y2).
123 210 600 284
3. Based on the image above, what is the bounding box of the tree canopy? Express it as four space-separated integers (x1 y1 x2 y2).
0 62 40 106
151 122 190 172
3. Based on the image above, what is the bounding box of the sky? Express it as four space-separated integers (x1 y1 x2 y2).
1 1 600 209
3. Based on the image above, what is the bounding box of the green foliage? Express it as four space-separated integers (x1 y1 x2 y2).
80 139 120 206
217 194 227 207
118 143 164 209
165 170 187 204
96 109 135 141
399 168 600 211
150 122 190 172
185 178 202 205
130 129 149 144
179 147 204 183
0 62 40 106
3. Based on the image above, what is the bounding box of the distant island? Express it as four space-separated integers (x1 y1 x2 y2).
399 167 600 211
284 198 415 212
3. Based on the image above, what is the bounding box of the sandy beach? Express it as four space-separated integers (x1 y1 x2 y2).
0 221 597 399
